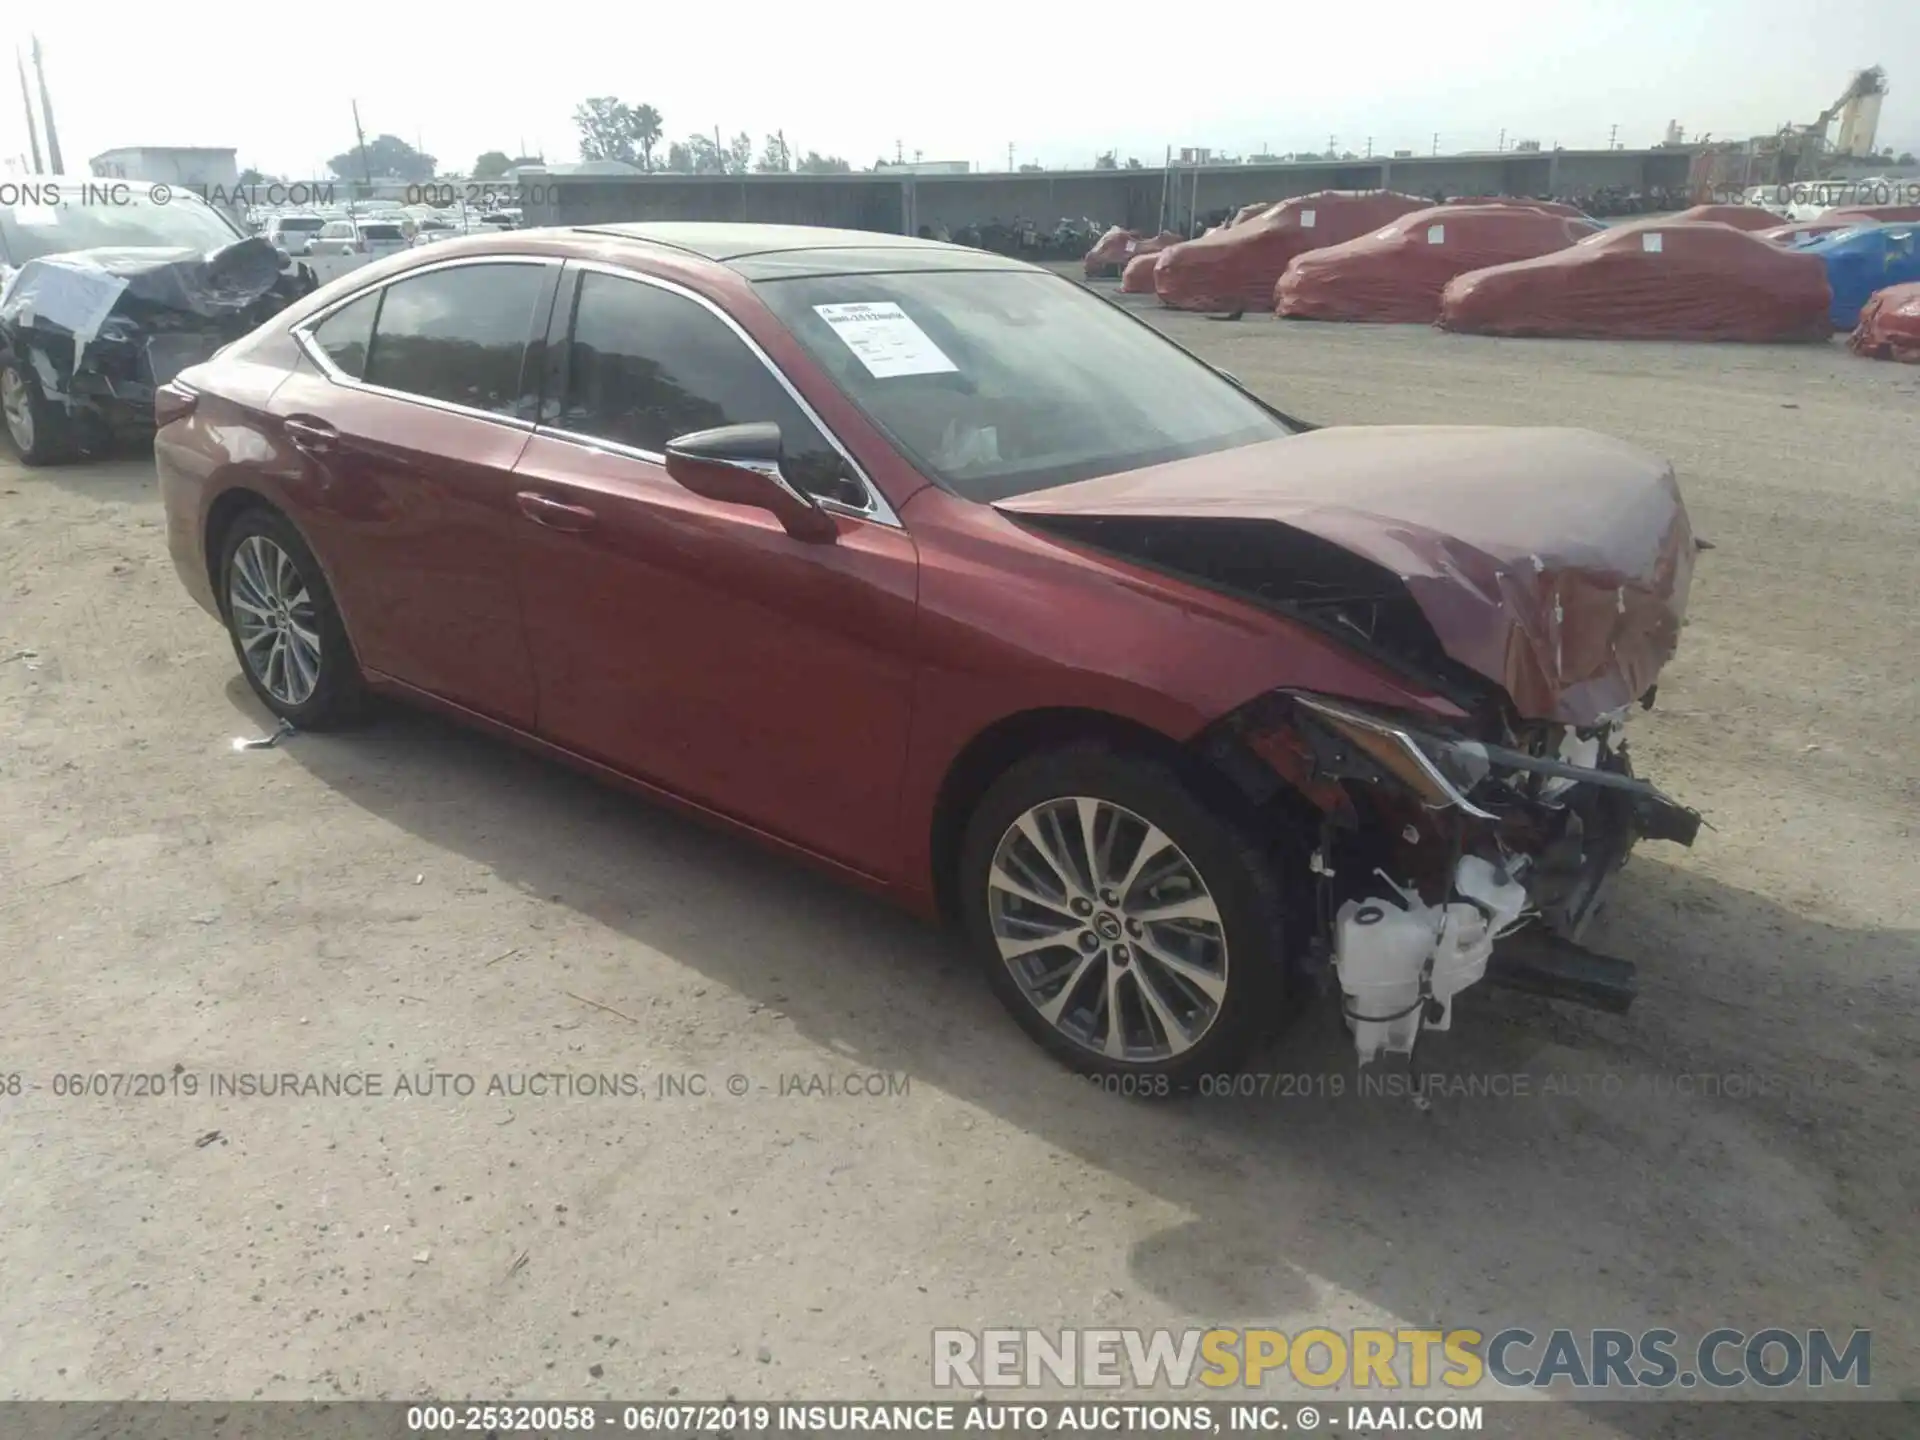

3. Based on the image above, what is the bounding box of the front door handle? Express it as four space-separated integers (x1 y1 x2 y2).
515 490 598 533
283 415 338 455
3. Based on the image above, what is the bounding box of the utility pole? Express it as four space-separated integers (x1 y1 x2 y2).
351 99 372 188
1609 123 1619 149
1007 141 1014 171
15 48 43 173
30 35 62 173
1432 132 1439 156
1498 127 1506 152
1365 136 1373 158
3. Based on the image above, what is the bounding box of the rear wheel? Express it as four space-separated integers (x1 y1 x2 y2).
1 360 75 466
959 744 1294 1087
218 507 366 729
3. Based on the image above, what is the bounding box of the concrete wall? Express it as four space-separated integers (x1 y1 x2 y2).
523 149 1699 236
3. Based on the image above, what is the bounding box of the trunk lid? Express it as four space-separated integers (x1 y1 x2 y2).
996 426 1696 724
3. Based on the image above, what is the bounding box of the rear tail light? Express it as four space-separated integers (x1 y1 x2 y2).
154 381 199 430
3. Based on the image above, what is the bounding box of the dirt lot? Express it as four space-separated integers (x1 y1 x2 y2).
2 306 1915 1429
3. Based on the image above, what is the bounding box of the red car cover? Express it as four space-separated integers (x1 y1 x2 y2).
1822 204 1920 225
1438 221 1834 342
1084 227 1140 278
1084 228 1183 278
1230 202 1275 227
1758 219 1857 245
1153 191 1431 312
1276 205 1601 323
1670 203 1785 231
1848 281 1920 362
1444 196 1594 220
1120 250 1163 293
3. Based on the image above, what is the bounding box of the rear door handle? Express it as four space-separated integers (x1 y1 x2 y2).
515 490 598 533
283 415 338 455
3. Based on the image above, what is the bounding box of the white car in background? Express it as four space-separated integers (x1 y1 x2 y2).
308 218 410 259
261 213 328 256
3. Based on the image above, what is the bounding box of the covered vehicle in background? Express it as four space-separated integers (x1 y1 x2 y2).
1154 190 1430 313
1799 223 1920 330
1 178 318 464
1668 203 1785 231
1439 197 1595 220
1758 219 1857 245
1848 281 1920 362
1438 221 1832 342
1276 205 1601 323
1821 203 1920 226
1120 249 1163 293
1083 226 1179 279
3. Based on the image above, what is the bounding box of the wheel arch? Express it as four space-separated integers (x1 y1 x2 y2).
202 485 283 616
927 705 1315 924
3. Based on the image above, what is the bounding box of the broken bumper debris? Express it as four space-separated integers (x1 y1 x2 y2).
1229 689 1700 1065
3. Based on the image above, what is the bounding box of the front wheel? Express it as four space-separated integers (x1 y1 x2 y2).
959 744 1294 1087
1 360 75 466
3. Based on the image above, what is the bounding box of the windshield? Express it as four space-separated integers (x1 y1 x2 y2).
360 224 404 240
0 192 241 264
755 269 1290 501
277 216 326 233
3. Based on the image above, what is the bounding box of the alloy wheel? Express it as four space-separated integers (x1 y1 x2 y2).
987 796 1230 1063
228 534 323 707
1 368 34 453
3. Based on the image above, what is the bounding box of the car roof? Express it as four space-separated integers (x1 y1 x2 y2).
574 221 1040 278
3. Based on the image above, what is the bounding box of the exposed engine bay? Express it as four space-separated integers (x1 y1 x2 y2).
0 235 316 453
1219 689 1699 1064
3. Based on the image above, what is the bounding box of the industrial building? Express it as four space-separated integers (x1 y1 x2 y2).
515 147 1696 236
87 146 240 189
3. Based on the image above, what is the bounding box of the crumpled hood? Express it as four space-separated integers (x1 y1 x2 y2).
997 426 1696 724
1 235 291 342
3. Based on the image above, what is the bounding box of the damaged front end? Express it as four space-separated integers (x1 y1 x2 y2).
999 425 1710 1064
1220 687 1698 1063
0 236 316 456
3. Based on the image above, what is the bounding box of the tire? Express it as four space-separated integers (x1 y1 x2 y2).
217 506 367 729
958 742 1296 1088
1 359 76 466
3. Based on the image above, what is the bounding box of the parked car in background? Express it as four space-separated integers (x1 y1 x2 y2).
263 214 329 256
309 219 410 259
154 223 1701 1084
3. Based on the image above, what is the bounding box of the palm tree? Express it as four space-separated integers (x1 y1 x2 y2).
633 105 663 173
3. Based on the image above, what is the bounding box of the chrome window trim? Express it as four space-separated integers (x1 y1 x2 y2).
558 258 900 530
290 254 558 431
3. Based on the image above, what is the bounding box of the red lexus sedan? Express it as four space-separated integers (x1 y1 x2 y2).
157 222 1701 1086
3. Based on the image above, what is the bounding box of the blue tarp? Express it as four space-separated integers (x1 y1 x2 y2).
1796 223 1920 330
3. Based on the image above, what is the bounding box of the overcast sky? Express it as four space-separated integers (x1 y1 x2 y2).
3 0 1915 178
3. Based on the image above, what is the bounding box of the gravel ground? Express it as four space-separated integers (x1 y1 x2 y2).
2 303 1915 1432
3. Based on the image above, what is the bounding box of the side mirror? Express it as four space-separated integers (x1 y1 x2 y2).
663 422 838 542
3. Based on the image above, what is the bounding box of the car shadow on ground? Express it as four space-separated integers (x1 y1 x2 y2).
249 687 1916 1426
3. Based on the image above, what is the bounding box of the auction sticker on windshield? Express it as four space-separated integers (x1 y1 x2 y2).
812 301 958 378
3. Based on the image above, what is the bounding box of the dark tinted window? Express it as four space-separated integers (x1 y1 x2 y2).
364 263 547 418
559 271 862 505
309 291 379 379
360 223 404 241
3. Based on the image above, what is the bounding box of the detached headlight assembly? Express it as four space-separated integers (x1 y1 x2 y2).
1286 693 1497 820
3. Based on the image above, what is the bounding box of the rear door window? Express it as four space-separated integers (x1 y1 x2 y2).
362 262 548 418
556 270 862 505
309 291 380 379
